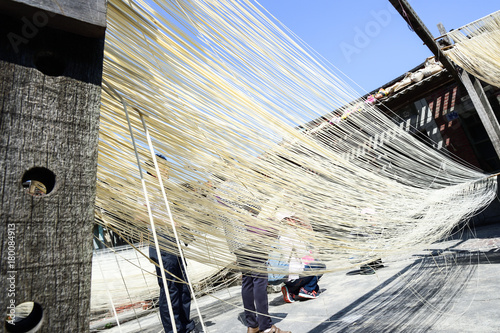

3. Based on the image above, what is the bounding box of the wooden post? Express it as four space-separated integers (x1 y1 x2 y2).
460 70 500 159
0 1 106 332
436 22 451 46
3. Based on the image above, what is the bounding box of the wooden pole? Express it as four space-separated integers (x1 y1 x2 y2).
0 1 106 332
388 0 461 84
436 22 452 46
460 70 500 159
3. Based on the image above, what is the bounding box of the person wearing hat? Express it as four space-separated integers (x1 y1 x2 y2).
147 153 196 333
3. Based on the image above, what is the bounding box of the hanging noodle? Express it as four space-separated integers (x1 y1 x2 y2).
443 10 500 87
94 0 498 315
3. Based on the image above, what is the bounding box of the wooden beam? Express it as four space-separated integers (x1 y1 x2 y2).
0 0 107 37
436 22 452 46
0 1 106 332
460 70 500 159
388 0 461 84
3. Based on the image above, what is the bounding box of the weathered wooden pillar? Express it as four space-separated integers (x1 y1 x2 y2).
460 70 500 159
0 1 106 332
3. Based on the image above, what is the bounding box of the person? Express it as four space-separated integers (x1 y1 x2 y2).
149 243 196 333
146 153 196 333
276 211 326 303
236 247 288 333
213 178 291 333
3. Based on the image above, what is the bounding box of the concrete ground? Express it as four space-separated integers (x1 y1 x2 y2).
91 222 500 333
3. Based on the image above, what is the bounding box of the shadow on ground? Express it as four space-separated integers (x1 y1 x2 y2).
309 223 500 332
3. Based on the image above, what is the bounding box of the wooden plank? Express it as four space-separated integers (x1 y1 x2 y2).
0 0 107 37
436 22 452 46
461 70 500 159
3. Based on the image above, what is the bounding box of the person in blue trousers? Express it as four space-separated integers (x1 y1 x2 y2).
150 246 196 333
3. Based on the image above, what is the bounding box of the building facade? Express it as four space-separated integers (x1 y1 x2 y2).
373 58 500 173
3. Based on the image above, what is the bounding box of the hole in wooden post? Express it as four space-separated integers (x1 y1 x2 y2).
5 301 44 333
22 167 56 196
34 50 66 77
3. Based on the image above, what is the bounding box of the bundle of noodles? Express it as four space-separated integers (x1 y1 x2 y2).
96 0 497 288
443 10 500 87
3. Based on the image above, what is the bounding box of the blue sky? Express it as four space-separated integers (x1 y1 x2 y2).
257 0 499 96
